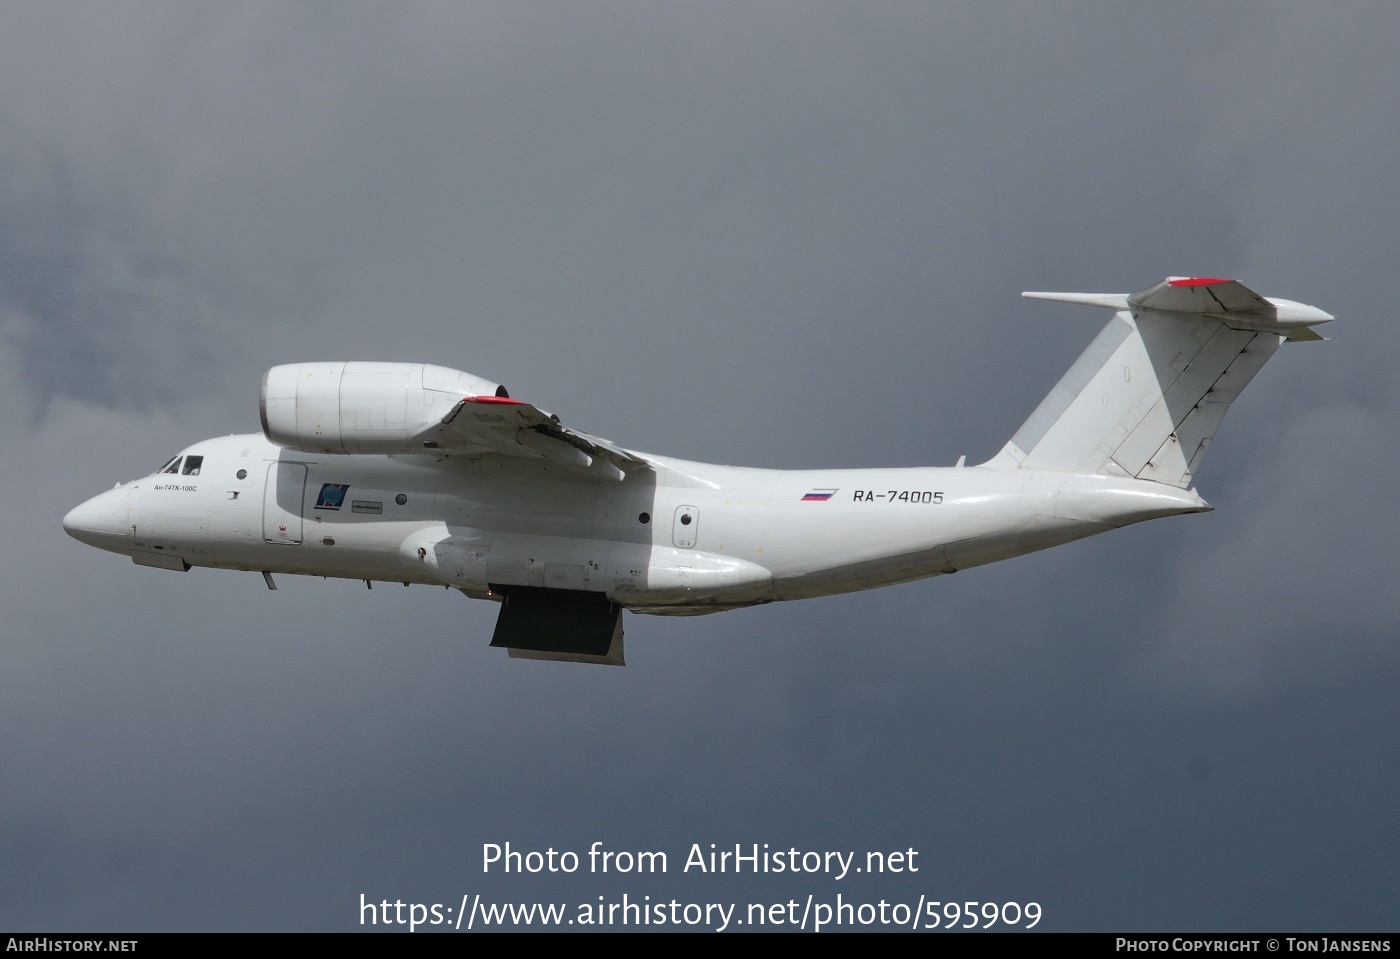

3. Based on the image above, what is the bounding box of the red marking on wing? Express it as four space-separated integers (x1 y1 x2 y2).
463 395 527 405
1168 277 1231 287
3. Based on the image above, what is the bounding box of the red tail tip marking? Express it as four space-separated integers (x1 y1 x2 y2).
1168 277 1232 287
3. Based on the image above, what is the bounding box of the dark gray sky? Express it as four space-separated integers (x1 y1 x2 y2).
4 2 1396 932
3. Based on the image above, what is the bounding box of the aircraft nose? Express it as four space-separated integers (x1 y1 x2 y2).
63 487 132 554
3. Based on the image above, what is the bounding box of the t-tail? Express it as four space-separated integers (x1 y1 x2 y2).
983 277 1333 488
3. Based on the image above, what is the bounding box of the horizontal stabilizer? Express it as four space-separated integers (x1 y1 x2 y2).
1129 277 1334 334
1022 291 1130 310
1025 278 1334 335
1132 276 1269 315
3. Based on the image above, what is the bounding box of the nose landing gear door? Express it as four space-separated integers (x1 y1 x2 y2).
672 505 698 549
263 462 307 544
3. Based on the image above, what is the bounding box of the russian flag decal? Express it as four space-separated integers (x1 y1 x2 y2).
801 489 838 502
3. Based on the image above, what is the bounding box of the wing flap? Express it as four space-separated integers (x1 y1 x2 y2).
418 396 650 478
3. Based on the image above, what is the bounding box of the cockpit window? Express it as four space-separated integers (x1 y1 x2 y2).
155 456 181 475
181 456 203 476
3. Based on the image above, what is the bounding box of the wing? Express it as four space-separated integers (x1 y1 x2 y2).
261 361 651 475
418 395 650 481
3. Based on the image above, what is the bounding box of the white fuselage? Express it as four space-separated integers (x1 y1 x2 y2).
65 432 1208 614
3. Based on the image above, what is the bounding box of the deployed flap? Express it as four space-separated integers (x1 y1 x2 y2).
490 586 625 666
421 396 648 480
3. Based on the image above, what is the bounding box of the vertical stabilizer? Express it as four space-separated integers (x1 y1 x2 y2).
985 277 1332 488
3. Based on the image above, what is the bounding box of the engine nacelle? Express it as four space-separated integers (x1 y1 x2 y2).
260 362 505 454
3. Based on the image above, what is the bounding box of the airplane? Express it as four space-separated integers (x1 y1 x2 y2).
63 277 1333 665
